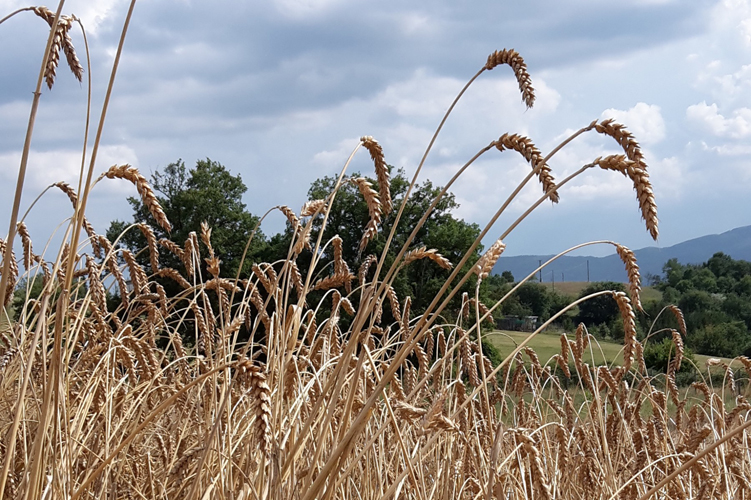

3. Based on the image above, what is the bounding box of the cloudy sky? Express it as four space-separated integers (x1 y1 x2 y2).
0 0 749 261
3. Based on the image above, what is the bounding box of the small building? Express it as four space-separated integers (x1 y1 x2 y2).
497 315 539 332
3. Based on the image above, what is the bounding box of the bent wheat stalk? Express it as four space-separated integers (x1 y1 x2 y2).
0 1 66 309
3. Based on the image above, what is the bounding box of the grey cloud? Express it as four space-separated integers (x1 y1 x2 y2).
0 0 746 257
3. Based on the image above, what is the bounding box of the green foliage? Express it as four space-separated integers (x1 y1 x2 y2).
514 282 552 318
107 159 266 278
575 281 627 329
500 271 514 283
480 338 503 367
299 168 482 318
642 338 696 373
649 252 751 357
11 277 45 320
479 277 575 330
693 321 750 358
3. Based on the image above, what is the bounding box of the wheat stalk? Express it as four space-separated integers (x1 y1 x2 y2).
360 136 391 215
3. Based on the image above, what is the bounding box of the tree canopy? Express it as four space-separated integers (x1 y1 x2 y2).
299 168 483 316
646 253 751 357
106 161 488 324
107 159 266 278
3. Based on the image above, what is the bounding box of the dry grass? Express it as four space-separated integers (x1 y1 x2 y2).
0 10 749 499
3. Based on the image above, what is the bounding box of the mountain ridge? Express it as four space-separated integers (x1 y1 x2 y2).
492 225 751 283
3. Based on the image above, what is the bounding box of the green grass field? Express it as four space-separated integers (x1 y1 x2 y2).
485 329 624 366
485 329 740 369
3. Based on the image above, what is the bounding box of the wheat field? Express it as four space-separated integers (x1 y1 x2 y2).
0 5 750 500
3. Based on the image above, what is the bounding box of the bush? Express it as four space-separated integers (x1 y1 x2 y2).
643 338 696 373
481 338 503 367
691 321 750 357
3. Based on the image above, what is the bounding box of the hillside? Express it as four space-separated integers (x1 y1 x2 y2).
493 224 751 283
538 282 662 302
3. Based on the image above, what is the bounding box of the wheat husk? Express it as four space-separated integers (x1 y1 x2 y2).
475 239 505 280
402 246 452 270
485 49 535 108
99 165 172 233
360 136 391 215
614 243 642 312
592 154 658 241
496 133 559 203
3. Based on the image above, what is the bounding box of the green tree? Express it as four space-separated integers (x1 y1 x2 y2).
575 281 627 329
661 258 686 289
642 338 696 373
692 322 749 358
514 282 552 319
650 253 751 357
298 168 482 317
107 159 266 279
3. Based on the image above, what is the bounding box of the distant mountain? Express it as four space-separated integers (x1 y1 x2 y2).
492 225 751 284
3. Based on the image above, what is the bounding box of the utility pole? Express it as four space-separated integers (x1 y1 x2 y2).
562 272 564 282
587 260 590 282
539 259 542 282
552 270 555 291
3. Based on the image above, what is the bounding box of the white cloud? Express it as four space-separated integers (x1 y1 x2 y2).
272 0 346 20
312 137 360 167
398 12 433 36
711 0 751 46
0 145 139 192
69 0 120 35
701 142 751 155
600 102 666 145
649 156 684 200
686 101 751 138
0 0 123 35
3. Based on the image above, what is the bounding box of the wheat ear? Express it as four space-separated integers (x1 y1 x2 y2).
614 243 642 312
98 164 172 232
60 18 84 81
301 199 326 217
485 49 535 108
667 305 687 336
33 7 64 89
360 136 391 215
16 222 33 270
496 133 559 203
33 7 83 85
277 205 300 229
52 182 100 255
475 239 505 280
592 154 658 240
402 246 452 270
351 177 383 252
0 239 18 307
611 291 637 376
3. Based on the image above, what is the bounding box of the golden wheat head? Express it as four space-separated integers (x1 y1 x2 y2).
485 49 535 108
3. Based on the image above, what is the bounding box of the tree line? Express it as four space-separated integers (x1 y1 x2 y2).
22 158 746 364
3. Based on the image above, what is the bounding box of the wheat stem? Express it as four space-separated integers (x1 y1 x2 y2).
0 0 66 309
